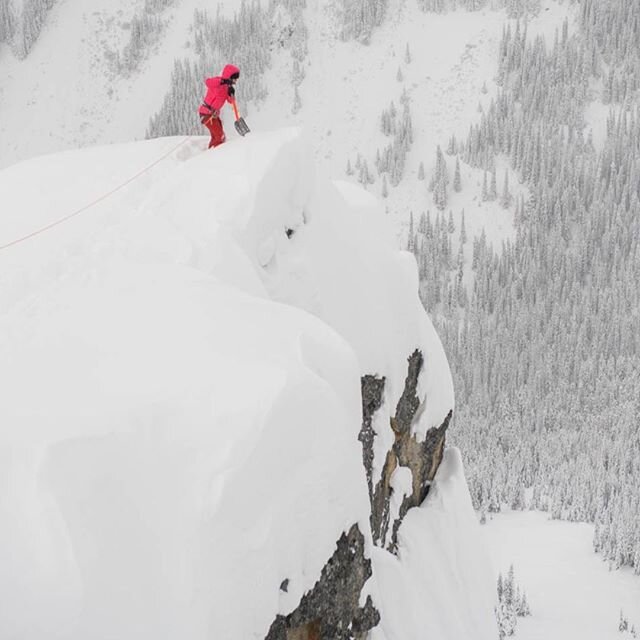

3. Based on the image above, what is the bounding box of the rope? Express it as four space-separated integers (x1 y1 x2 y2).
0 137 191 252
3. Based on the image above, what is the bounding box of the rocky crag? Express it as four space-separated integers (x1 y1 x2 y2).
266 349 452 639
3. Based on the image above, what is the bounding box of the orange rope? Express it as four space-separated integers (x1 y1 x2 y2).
0 137 190 252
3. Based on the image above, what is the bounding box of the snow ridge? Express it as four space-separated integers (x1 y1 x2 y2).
0 129 499 640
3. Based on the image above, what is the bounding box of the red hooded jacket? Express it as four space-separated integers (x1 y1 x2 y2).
199 64 240 116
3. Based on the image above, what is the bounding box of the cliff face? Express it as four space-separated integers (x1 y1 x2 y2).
0 130 467 640
363 350 451 553
360 350 451 552
265 524 379 640
266 350 452 640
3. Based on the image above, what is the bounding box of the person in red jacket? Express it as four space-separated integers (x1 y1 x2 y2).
199 64 240 148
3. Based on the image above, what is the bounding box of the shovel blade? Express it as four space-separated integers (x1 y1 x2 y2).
234 118 250 136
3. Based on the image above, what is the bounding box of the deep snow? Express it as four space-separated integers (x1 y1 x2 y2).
484 511 640 640
0 129 497 639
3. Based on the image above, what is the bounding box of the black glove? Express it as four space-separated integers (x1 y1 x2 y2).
228 85 235 97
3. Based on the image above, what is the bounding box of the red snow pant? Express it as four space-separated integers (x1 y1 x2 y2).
201 114 226 148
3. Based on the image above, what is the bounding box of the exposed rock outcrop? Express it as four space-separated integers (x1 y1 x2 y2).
362 350 452 551
265 524 379 640
359 374 386 499
265 348 451 638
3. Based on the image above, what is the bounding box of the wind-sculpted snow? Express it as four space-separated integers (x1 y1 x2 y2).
0 129 474 639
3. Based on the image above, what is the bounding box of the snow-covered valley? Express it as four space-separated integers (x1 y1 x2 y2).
484 512 640 640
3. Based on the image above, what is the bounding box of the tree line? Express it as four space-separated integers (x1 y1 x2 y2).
408 0 640 573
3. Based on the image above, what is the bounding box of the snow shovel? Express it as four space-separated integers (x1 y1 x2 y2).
231 99 250 136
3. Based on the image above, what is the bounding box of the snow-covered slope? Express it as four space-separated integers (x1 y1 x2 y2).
0 129 495 639
484 511 640 640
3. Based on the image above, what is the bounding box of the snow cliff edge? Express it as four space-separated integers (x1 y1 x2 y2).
0 129 495 639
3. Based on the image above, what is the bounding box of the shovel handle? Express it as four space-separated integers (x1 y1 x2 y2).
231 99 240 121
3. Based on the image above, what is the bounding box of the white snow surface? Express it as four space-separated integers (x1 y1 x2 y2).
0 129 462 639
484 511 640 640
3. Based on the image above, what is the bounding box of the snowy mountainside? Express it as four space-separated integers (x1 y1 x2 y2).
0 129 495 639
0 0 575 250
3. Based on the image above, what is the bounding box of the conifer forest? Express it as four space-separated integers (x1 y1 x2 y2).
409 0 640 573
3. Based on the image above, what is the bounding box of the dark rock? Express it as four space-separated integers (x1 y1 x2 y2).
366 350 451 550
265 348 452 637
392 350 423 436
359 374 386 498
264 524 378 640
387 410 451 553
351 595 380 636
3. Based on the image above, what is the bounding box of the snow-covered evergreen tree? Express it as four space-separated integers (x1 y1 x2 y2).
339 0 388 44
500 169 512 208
495 565 531 638
620 611 629 633
460 209 467 244
0 0 16 45
346 158 354 176
454 157 462 192
16 0 56 59
431 145 449 210
375 99 414 187
292 85 302 113
404 42 411 63
488 169 497 201
447 134 457 155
